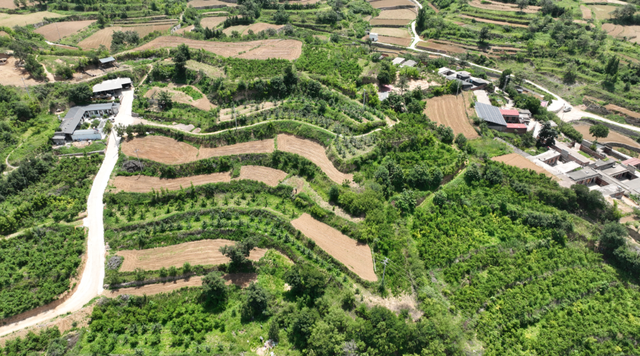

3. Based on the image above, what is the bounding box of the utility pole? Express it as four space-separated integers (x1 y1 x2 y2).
381 258 389 286
21 78 30 99
134 148 142 179
234 104 237 132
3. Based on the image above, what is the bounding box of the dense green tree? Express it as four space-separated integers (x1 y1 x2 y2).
202 271 227 305
589 123 609 143
537 121 558 147
69 84 93 104
377 61 397 85
241 282 268 319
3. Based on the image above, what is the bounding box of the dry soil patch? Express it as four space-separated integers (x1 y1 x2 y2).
459 14 528 28
291 214 376 281
121 135 199 165
199 139 275 158
580 5 592 19
469 0 539 12
371 27 412 38
113 172 231 193
78 23 174 49
116 239 268 272
130 37 302 60
189 0 237 8
200 16 227 28
376 9 417 19
588 4 616 20
425 94 479 139
277 134 353 185
416 40 466 54
34 20 95 41
573 124 640 149
370 0 416 9
492 153 555 178
0 57 45 86
0 11 62 27
370 18 412 26
236 165 287 187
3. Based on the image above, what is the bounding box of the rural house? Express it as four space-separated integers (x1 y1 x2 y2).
52 102 119 144
99 57 117 68
93 77 132 97
500 109 520 123
475 102 507 131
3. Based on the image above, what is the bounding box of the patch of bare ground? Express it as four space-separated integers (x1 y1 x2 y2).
145 83 216 111
0 57 46 86
376 8 417 19
291 213 376 281
105 274 257 297
199 139 275 158
188 0 238 8
369 18 412 26
416 40 466 54
34 20 95 41
370 27 412 38
78 23 174 50
112 172 231 193
581 5 592 19
277 134 353 185
116 239 268 272
370 0 416 9
492 153 556 178
0 306 93 346
200 16 227 28
469 0 539 12
283 176 363 223
376 35 412 47
235 165 287 187
359 286 423 321
0 11 62 27
121 135 199 164
459 14 528 28
573 124 640 149
425 94 479 139
129 37 303 60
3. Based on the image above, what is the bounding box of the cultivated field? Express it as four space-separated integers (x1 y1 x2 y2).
602 23 640 43
277 134 354 185
237 165 287 187
188 0 237 8
376 9 417 19
105 273 257 297
122 135 275 164
291 213 376 282
376 35 412 47
492 153 555 178
199 139 275 158
112 172 231 193
78 23 174 49
122 135 199 164
580 5 592 20
130 37 302 60
219 102 276 121
200 16 227 28
469 0 539 13
583 0 626 4
573 124 640 149
145 84 215 110
416 40 466 54
588 5 616 20
369 18 412 26
371 27 411 38
370 0 416 9
459 15 528 28
34 20 95 41
0 11 62 27
425 94 479 139
0 0 28 9
116 239 268 272
186 60 225 78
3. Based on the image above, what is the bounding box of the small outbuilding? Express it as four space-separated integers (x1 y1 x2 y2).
98 56 117 68
93 77 132 96
369 33 378 42
72 129 102 142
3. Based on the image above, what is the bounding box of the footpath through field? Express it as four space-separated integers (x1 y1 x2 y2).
0 90 134 337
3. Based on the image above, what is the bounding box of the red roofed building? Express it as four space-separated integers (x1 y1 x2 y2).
500 109 521 123
506 123 527 134
622 158 640 169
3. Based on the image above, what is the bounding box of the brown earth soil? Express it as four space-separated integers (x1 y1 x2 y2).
121 135 275 164
573 124 640 149
223 25 250 36
427 2 439 12
376 9 417 19
492 153 555 178
459 14 528 27
277 134 353 185
188 0 238 8
116 239 268 272
369 18 412 26
0 11 62 27
244 22 285 34
425 94 480 139
370 27 412 38
175 24 195 34
129 37 303 60
469 0 539 13
34 20 95 41
581 5 592 19
0 57 46 86
78 23 174 49
0 0 29 9
145 84 216 111
291 213 377 282
416 40 466 54
370 0 416 9
236 165 287 187
604 103 640 120
105 273 258 297
200 16 227 28
122 135 199 164
376 35 412 47
199 139 275 158
112 172 231 193
603 24 640 44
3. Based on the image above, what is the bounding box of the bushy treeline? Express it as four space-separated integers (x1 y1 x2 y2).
0 327 64 356
0 226 85 319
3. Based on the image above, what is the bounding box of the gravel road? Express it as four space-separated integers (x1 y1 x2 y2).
0 89 134 337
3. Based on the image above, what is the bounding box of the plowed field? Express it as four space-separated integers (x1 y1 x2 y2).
277 134 353 185
371 27 411 38
581 5 592 20
105 273 257 297
573 124 640 149
200 16 227 28
370 0 415 9
291 214 377 281
189 0 237 8
129 37 302 60
113 172 231 193
0 11 62 27
236 165 287 187
589 4 616 20
370 18 412 26
145 84 215 111
121 135 275 164
78 24 174 50
425 94 479 139
492 153 554 178
416 40 466 54
116 239 268 272
34 20 95 41
376 9 417 19
602 24 640 43
376 35 412 47
469 0 539 13
459 15 527 28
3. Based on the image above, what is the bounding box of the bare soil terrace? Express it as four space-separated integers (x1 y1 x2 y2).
112 172 231 193
469 0 540 12
492 153 555 178
78 23 174 49
116 239 268 272
130 37 303 60
291 213 376 282
277 134 353 185
376 9 417 19
144 83 216 111
34 20 95 41
0 11 62 27
425 94 479 139
602 23 640 44
369 0 416 9
369 18 412 26
573 124 640 149
370 27 412 38
237 165 287 187
200 16 227 28
105 273 257 297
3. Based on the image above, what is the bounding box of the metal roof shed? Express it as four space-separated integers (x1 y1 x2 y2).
72 129 102 141
392 57 405 65
475 102 506 126
401 60 417 67
59 107 85 134
99 57 115 64
93 77 132 93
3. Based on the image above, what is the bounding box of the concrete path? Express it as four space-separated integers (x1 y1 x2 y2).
0 89 134 337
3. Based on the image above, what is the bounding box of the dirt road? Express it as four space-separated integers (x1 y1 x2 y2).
0 90 134 337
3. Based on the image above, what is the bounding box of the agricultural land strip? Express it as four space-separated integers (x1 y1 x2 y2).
112 172 232 193
34 20 95 42
491 153 555 178
236 165 288 187
425 94 480 139
573 124 640 149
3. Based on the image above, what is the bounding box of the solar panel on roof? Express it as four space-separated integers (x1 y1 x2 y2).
475 102 506 126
